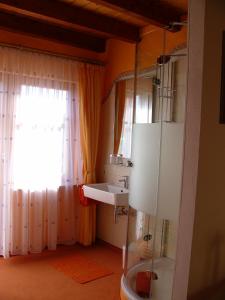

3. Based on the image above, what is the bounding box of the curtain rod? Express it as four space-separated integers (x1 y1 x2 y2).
0 42 105 66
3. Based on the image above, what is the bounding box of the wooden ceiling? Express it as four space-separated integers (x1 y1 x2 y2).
0 0 188 53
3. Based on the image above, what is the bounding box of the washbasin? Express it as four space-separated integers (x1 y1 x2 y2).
83 183 129 206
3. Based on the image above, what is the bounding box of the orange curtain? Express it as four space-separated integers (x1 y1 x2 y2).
113 80 126 154
78 63 104 246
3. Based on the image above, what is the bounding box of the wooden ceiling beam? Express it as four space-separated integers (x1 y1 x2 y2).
0 0 140 42
87 0 186 31
0 10 106 52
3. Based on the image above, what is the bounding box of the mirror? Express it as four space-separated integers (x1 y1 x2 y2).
114 78 134 159
113 74 155 159
113 52 177 159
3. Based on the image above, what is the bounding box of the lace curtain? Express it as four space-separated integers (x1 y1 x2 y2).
0 46 82 257
118 91 133 158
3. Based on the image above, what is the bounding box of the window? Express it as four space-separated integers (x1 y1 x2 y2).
13 85 68 191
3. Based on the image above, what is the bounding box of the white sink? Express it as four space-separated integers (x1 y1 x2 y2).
83 183 129 206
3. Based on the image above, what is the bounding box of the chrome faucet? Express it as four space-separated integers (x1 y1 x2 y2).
119 176 129 189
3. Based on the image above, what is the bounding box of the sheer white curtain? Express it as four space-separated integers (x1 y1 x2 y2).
0 46 82 257
136 77 153 124
118 79 133 158
118 92 133 158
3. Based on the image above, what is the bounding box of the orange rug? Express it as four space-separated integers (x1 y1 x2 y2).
49 254 113 284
